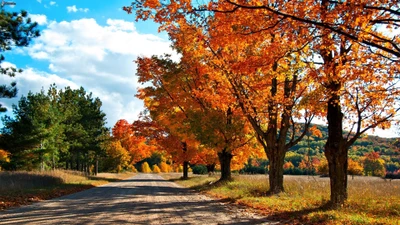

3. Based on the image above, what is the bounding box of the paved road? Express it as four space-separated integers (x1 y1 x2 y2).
0 173 275 224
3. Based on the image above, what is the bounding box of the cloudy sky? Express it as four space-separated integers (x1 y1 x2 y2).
0 0 177 128
0 0 397 137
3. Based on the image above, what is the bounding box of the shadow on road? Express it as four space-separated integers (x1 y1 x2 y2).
0 174 274 224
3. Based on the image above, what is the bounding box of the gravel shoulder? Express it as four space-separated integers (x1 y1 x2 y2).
0 173 277 224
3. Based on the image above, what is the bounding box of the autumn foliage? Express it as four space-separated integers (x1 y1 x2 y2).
0 149 10 171
141 162 152 173
125 0 400 206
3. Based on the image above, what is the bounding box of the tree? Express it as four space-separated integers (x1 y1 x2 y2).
348 159 364 179
317 158 329 176
0 86 108 172
363 152 386 177
136 55 261 181
129 2 315 192
126 0 400 206
112 119 154 165
0 90 57 170
103 140 131 173
0 9 40 112
58 87 107 173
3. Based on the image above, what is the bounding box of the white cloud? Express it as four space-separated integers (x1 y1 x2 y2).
22 18 176 127
29 14 47 25
106 19 135 32
67 5 77 12
37 0 42 3
0 62 79 113
67 5 89 13
50 1 56 6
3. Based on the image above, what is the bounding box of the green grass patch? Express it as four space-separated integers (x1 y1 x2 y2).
169 174 400 225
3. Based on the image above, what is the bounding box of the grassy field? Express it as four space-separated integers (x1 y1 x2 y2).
0 170 135 211
163 173 400 225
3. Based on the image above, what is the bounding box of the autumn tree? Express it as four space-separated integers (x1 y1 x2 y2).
112 119 154 166
125 0 400 206
103 140 131 172
128 3 316 192
0 9 40 112
136 55 261 181
363 152 386 177
347 158 363 179
215 0 400 207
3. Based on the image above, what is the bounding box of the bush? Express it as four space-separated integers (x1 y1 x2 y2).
192 165 208 174
240 165 267 174
141 162 152 173
152 165 161 173
284 167 316 175
159 162 171 172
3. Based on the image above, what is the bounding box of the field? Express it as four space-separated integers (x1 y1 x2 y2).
0 170 135 211
163 174 400 225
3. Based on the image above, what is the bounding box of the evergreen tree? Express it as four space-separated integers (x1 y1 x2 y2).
0 9 40 112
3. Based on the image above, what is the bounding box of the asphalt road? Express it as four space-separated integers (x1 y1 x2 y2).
0 173 276 224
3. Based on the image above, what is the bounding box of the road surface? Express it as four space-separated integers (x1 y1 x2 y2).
0 173 276 224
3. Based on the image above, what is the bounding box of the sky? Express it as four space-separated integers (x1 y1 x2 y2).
0 0 177 128
0 0 398 138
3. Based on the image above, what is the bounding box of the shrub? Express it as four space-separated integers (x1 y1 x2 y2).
152 165 161 173
159 162 171 172
192 165 208 174
141 162 152 173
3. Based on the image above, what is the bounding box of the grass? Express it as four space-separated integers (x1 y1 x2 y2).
165 174 400 225
0 170 135 211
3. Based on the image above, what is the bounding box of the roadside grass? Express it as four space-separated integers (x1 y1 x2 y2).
169 174 400 225
0 170 135 211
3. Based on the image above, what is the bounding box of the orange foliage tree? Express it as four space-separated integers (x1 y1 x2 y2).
111 119 154 166
362 152 386 177
347 158 363 179
125 0 400 206
127 1 316 191
136 56 262 181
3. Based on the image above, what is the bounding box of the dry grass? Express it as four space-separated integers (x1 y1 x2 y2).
0 170 135 211
170 174 400 225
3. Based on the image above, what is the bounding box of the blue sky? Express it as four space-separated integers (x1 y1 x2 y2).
1 0 176 128
0 0 398 138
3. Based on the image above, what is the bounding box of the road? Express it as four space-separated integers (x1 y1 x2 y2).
0 173 276 224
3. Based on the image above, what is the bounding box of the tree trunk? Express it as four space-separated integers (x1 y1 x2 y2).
218 149 233 182
95 156 99 176
325 93 348 207
182 161 189 179
206 164 215 173
266 146 285 194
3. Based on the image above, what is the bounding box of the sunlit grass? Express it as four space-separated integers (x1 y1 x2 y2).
170 174 400 224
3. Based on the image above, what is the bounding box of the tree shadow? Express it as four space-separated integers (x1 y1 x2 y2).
259 202 334 224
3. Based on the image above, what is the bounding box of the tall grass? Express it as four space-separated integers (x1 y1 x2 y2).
171 174 400 224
